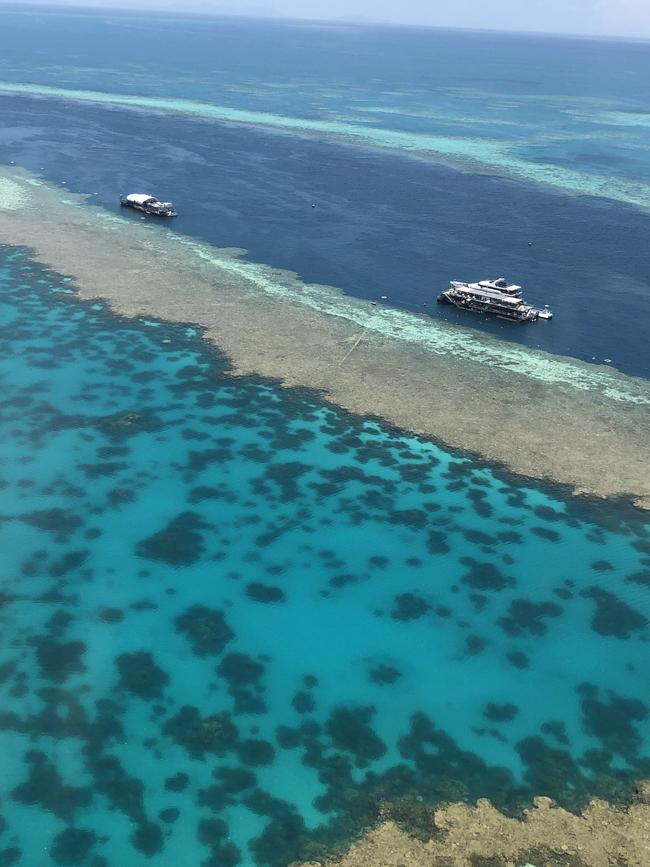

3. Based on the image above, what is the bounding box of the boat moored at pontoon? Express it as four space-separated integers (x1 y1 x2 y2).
438 277 552 322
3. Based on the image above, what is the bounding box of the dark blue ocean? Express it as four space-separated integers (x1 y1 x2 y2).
0 9 649 867
1 10 650 373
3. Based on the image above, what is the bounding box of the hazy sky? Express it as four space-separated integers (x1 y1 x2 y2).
6 0 650 39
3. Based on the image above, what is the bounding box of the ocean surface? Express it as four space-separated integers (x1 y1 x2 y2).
0 9 649 867
1 10 650 373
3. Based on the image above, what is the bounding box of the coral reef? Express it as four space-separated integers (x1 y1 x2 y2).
298 781 650 867
174 604 235 657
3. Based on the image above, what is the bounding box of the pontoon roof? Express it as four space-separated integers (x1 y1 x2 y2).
457 285 523 304
477 280 522 291
125 193 157 204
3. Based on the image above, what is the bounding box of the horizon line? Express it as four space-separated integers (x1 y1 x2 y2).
1 1 650 45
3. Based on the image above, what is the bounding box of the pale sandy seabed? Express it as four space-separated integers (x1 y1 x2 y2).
297 781 650 867
0 167 649 509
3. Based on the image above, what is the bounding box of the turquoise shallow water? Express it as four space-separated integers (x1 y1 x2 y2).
0 246 649 866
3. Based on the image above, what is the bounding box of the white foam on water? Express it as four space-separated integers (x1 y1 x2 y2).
0 176 29 210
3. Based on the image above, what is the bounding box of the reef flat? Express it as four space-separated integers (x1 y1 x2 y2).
300 782 650 867
1 166 649 507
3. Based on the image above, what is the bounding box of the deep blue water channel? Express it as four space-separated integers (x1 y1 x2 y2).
1 11 650 375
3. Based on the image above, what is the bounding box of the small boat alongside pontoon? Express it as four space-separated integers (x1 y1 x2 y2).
120 193 177 217
437 277 552 322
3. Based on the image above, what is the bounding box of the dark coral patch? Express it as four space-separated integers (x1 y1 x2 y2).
48 550 89 577
31 636 86 683
506 651 529 669
50 829 96 865
396 461 433 484
497 530 523 544
579 684 647 758
202 840 242 867
80 461 128 479
245 583 285 603
11 752 90 822
391 593 430 621
175 605 234 657
292 690 315 713
197 818 229 845
116 651 169 699
185 447 233 473
130 821 163 857
626 569 650 588
463 529 494 547
86 752 147 826
469 593 489 612
484 702 519 723
187 484 237 504
466 488 493 518
246 794 307 867
218 653 264 686
107 487 136 506
197 784 232 813
163 707 238 758
164 772 189 792
388 509 428 530
159 807 180 823
516 736 585 806
530 526 562 542
276 725 302 750
498 599 562 637
541 720 570 745
237 739 275 766
135 511 208 566
328 573 357 589
213 766 257 793
45 610 74 637
264 461 311 501
426 530 450 555
580 587 648 639
464 635 487 656
368 664 402 685
325 706 386 767
217 652 266 714
460 558 514 591
130 598 158 612
591 560 613 572
98 607 124 623
533 505 564 522
20 508 82 537
97 409 163 441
